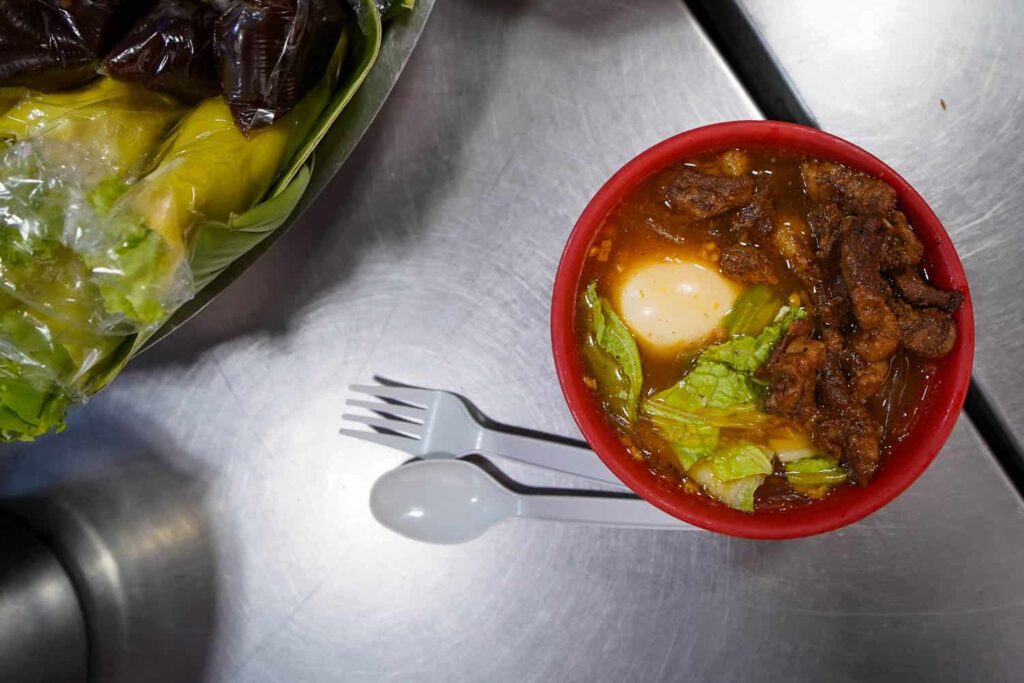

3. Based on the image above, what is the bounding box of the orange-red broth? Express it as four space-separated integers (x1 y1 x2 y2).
575 148 934 511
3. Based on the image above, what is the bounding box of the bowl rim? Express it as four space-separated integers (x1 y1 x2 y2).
550 120 975 540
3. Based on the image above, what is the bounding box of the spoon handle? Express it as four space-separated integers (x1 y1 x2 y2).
515 495 697 530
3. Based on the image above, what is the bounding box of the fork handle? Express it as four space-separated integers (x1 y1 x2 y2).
476 429 628 488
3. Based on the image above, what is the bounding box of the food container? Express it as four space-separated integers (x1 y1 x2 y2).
550 120 975 539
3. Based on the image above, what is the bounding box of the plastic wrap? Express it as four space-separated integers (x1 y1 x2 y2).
0 0 378 442
216 0 344 134
0 0 143 89
102 0 221 103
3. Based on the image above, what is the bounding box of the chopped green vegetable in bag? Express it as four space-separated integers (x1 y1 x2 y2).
0 0 389 441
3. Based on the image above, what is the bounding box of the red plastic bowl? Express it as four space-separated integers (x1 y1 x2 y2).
551 121 975 539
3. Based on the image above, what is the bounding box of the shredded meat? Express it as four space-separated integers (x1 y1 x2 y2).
879 211 924 270
719 244 777 284
890 298 958 358
811 407 881 485
801 160 897 215
846 353 891 400
730 181 774 236
661 167 754 218
808 269 853 330
807 200 842 258
891 267 964 312
816 343 850 411
757 332 825 422
839 217 901 361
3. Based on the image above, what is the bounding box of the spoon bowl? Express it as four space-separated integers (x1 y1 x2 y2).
370 459 516 545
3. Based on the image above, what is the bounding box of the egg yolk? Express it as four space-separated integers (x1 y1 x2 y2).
616 260 739 350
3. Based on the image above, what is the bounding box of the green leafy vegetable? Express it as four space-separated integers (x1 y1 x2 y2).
701 306 806 374
722 284 783 337
580 281 643 421
642 400 721 470
688 460 765 513
642 305 808 511
655 358 760 410
785 457 848 486
711 442 774 482
0 301 77 440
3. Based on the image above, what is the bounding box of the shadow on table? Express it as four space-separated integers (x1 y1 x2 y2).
0 416 221 683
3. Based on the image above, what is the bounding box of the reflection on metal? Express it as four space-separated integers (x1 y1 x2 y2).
0 517 87 683
0 445 217 683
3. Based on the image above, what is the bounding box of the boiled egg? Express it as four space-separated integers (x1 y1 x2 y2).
616 259 739 350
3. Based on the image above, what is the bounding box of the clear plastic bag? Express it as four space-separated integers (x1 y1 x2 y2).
0 0 143 90
216 0 345 134
0 0 375 442
102 0 221 104
0 79 191 335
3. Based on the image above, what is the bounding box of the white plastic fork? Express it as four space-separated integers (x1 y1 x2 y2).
341 383 627 488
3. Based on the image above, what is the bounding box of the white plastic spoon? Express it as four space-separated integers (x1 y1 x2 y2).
369 459 697 545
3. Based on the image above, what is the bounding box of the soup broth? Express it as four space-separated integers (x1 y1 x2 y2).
575 147 953 512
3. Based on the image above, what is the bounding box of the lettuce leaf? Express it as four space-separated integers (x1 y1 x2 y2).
688 460 765 513
643 305 808 510
711 442 774 482
0 303 75 440
722 284 783 337
641 400 721 470
702 306 807 373
654 358 760 410
785 456 848 486
580 281 643 421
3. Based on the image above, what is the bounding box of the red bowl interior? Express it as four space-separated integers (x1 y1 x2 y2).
551 121 975 540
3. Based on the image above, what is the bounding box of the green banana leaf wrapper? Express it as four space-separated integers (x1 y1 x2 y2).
0 0 385 440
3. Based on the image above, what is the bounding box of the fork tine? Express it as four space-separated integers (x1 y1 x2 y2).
339 428 420 453
345 399 424 421
349 384 431 407
342 413 424 437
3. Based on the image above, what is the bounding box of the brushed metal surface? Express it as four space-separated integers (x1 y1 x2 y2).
3 1 1024 681
738 0 1024 446
0 449 218 683
0 517 87 683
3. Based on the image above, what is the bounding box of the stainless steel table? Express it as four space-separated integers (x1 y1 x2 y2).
2 1 1023 681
